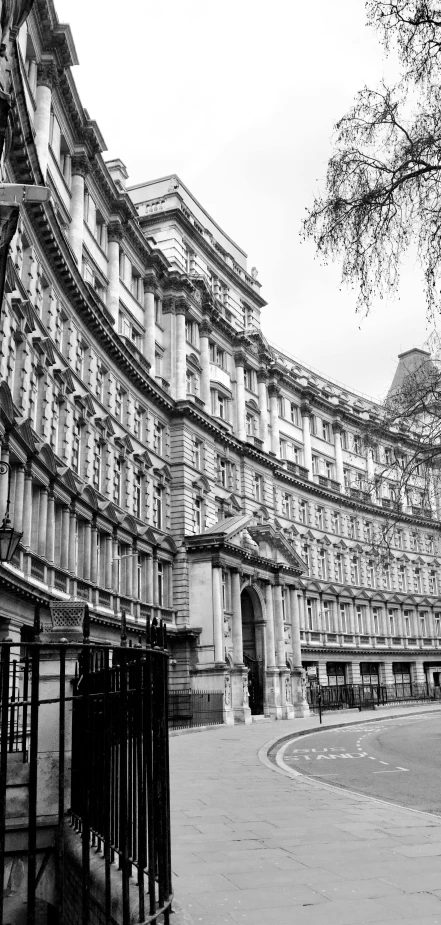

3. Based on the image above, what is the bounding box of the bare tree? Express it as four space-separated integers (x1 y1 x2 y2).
303 1 441 318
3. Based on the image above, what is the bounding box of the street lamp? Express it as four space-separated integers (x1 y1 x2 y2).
0 460 22 562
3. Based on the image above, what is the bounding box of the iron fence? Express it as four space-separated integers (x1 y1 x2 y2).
168 690 224 730
307 681 440 718
0 621 172 925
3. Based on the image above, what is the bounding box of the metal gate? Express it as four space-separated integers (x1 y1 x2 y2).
244 654 263 714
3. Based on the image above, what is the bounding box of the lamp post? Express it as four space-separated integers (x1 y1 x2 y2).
0 460 22 562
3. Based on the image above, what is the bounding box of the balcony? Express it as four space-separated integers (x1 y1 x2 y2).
381 498 401 511
412 505 433 520
315 475 341 492
349 487 370 502
282 460 309 480
246 434 264 449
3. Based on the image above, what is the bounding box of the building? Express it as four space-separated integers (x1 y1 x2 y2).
0 0 440 725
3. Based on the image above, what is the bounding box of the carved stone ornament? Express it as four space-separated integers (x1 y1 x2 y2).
243 675 249 706
71 154 90 179
285 674 292 704
224 673 231 707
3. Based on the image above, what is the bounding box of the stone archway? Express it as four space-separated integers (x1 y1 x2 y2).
241 586 264 714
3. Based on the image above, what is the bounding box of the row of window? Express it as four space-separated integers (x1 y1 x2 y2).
301 542 439 593
304 598 441 638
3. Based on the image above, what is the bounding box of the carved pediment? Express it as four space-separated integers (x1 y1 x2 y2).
100 500 122 524
16 417 41 454
81 484 100 510
192 474 210 495
121 514 138 534
54 367 75 395
154 464 171 483
39 443 58 476
0 381 15 425
159 535 177 554
32 336 56 367
96 415 115 437
11 296 35 335
134 450 153 469
58 466 82 494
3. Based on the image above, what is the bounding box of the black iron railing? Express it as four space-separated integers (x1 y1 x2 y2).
307 681 439 717
0 623 172 925
168 690 224 730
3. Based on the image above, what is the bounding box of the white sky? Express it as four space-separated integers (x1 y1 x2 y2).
54 0 434 401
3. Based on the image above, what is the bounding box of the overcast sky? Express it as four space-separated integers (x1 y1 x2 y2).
54 0 434 401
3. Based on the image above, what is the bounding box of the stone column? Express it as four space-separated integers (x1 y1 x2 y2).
234 351 246 441
60 506 70 571
302 404 313 476
290 589 302 668
107 223 121 324
146 553 154 604
132 546 139 599
273 582 285 666
200 320 211 408
22 464 33 550
265 582 276 668
13 464 25 533
143 276 156 371
257 370 269 452
34 62 55 178
333 421 344 489
68 508 77 574
212 564 225 665
45 487 55 564
112 533 119 593
366 445 375 497
175 300 187 401
268 383 280 456
68 154 88 266
38 486 48 558
152 551 158 606
81 519 91 582
231 568 244 665
104 533 112 590
90 521 98 585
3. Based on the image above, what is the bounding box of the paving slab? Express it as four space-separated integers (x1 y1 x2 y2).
169 704 441 924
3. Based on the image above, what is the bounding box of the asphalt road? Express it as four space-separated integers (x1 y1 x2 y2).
278 712 441 814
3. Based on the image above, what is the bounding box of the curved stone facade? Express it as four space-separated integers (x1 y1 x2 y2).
1 2 440 722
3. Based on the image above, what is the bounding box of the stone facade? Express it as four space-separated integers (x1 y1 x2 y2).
0 2 440 723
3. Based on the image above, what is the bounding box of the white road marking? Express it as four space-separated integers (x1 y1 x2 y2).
373 769 407 774
396 767 409 771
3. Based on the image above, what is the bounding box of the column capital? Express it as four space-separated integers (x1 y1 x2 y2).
332 419 343 434
230 565 243 577
37 59 57 90
267 382 280 399
200 320 212 338
300 401 312 417
107 222 124 244
257 368 268 384
175 297 188 316
143 270 159 295
234 349 246 368
71 153 90 178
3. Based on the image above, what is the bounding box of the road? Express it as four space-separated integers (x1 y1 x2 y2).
277 712 441 814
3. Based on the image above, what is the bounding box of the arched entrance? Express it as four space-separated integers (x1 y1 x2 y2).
241 586 264 715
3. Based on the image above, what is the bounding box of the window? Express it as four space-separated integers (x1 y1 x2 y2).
316 506 324 530
186 368 196 395
131 270 142 301
366 561 375 588
153 484 163 529
384 446 393 465
193 438 202 469
426 535 435 555
282 493 291 517
279 438 287 458
356 605 367 634
323 601 334 632
113 458 121 506
383 563 391 590
115 383 123 421
253 473 263 502
339 603 349 633
404 610 412 637
75 340 84 377
343 468 351 489
277 396 285 417
317 547 327 580
348 517 356 539
134 472 142 518
96 364 105 401
302 543 310 574
311 455 319 475
363 521 372 543
246 413 256 436
298 500 307 524
398 565 407 592
388 610 396 635
325 460 334 480
212 391 229 421
306 598 316 630
395 530 403 549
244 368 256 392
413 568 422 594
92 442 102 491
153 420 164 455
327 663 346 686
322 421 331 442
350 556 360 585
409 532 418 551
290 403 299 426
310 416 317 436
335 553 344 584
218 457 227 487
420 612 427 637
210 343 226 369
360 663 379 685
193 497 202 533
72 420 81 474
429 570 438 596
133 405 144 440
352 434 362 454
157 561 164 607
185 318 198 345
372 607 380 635
435 614 441 637
50 398 59 453
331 511 340 534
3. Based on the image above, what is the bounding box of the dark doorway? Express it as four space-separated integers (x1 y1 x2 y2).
241 587 264 714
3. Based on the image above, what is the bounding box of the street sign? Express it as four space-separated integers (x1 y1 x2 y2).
0 184 51 204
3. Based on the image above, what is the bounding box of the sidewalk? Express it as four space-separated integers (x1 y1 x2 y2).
169 704 441 925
